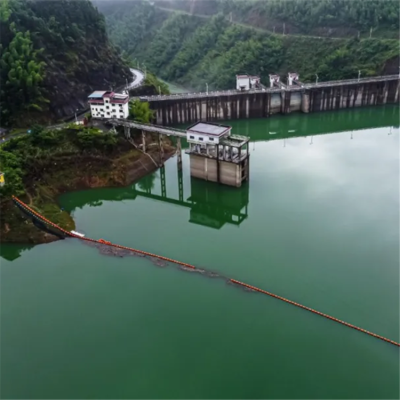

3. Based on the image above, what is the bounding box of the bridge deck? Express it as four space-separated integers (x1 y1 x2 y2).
108 119 252 142
134 75 399 102
107 119 187 137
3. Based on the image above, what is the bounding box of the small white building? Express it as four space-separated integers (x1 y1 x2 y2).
236 75 261 91
269 74 280 88
88 91 130 119
186 122 232 145
287 72 299 86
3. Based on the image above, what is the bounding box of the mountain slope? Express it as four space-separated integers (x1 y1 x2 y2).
154 0 400 39
99 0 399 91
0 0 132 126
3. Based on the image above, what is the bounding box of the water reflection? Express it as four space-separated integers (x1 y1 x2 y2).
0 243 34 261
230 105 399 143
64 171 250 230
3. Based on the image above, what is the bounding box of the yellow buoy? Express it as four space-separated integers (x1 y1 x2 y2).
0 172 5 187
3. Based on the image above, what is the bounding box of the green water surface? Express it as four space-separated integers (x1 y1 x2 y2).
1 106 399 399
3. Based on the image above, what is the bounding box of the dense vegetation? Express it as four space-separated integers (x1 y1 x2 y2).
0 0 131 126
100 0 399 91
0 125 152 243
0 126 120 198
129 100 154 123
155 0 400 37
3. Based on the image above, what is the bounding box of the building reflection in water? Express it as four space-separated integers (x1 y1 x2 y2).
132 168 249 230
64 165 250 230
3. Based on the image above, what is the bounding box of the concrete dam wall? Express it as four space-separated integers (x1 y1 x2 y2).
149 79 399 126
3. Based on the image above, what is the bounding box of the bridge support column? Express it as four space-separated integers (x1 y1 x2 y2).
177 137 182 171
124 126 131 139
142 130 146 152
159 133 164 166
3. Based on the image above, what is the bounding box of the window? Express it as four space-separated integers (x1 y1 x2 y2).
199 137 204 141
189 135 195 139
209 137 214 141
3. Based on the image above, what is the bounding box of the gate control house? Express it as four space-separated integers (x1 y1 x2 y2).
186 122 250 187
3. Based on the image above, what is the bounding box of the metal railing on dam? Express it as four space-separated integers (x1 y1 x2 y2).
133 75 400 102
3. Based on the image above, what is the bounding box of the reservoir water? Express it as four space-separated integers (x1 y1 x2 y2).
1 106 399 399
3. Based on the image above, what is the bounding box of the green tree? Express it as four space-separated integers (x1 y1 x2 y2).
0 0 11 23
0 150 25 198
129 100 154 123
0 23 47 124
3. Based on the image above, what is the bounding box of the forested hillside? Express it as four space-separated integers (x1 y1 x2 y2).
155 0 400 38
99 0 399 92
0 0 131 126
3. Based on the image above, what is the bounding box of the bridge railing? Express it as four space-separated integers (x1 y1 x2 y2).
107 119 187 137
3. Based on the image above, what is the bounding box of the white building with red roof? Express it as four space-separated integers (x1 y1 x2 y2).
88 91 130 119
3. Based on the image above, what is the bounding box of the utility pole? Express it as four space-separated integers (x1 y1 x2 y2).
315 74 319 84
206 82 208 94
358 70 361 82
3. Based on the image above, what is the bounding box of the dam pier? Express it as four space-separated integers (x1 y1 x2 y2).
134 74 400 126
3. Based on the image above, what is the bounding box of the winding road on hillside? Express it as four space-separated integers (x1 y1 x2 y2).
128 68 145 89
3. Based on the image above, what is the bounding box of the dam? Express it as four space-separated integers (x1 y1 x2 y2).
134 75 400 126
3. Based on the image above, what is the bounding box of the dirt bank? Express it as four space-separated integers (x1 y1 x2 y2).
1 146 175 245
